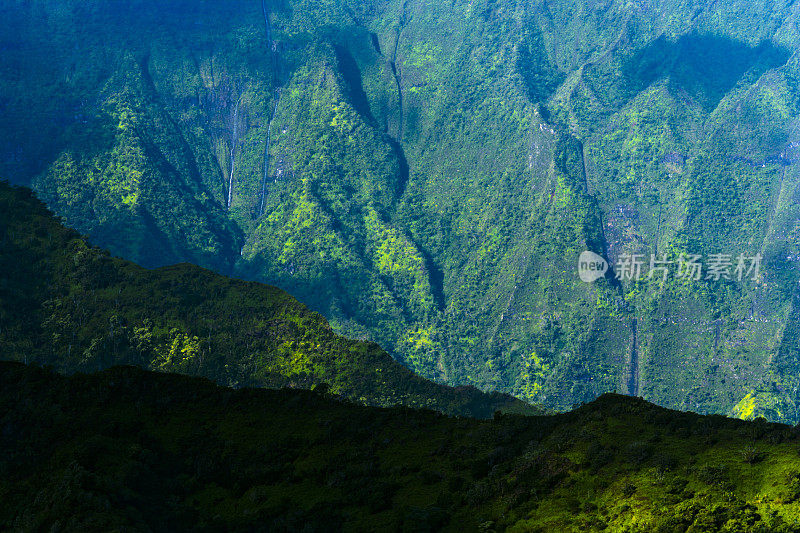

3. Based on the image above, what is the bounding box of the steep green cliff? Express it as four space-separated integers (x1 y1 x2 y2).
2 0 800 420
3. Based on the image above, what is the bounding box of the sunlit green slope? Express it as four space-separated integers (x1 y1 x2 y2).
6 361 800 531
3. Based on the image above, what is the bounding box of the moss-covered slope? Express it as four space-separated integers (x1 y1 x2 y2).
0 181 533 417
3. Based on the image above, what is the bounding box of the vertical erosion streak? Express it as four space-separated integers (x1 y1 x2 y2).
625 318 640 397
227 94 243 209
389 1 407 141
390 61 403 141
579 135 638 397
261 0 276 74
259 0 282 217
262 0 272 44
259 92 281 216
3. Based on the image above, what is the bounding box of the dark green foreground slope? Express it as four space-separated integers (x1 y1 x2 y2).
0 181 532 417
5 361 800 532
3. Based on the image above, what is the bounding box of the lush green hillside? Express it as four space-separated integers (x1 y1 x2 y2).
0 180 535 417
3 0 800 420
6 360 800 531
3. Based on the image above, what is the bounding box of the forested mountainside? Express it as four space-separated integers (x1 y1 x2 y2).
0 181 536 417
6 361 800 532
3 0 800 420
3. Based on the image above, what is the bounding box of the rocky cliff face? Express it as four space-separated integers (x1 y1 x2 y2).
2 0 800 420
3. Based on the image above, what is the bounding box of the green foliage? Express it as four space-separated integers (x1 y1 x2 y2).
516 29 565 104
0 180 535 418
5 363 800 531
3 0 800 422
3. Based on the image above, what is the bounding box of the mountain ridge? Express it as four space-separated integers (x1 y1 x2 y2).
5 359 800 531
0 180 536 418
3 0 800 421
